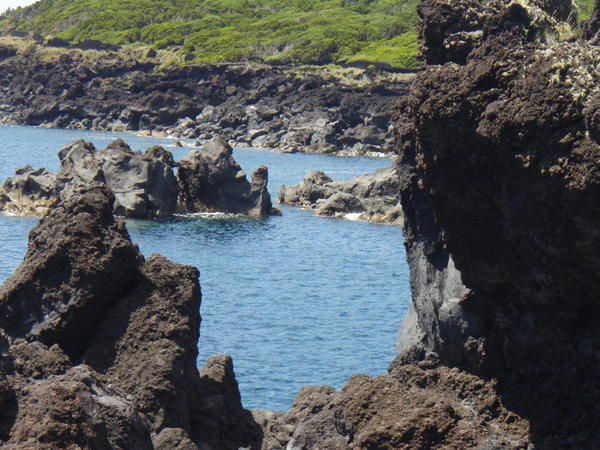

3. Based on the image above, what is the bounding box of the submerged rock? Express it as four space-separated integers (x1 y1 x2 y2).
0 186 261 449
278 167 402 224
178 136 278 217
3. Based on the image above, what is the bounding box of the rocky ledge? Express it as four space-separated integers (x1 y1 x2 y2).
0 135 277 218
0 186 261 449
278 167 403 225
0 44 409 155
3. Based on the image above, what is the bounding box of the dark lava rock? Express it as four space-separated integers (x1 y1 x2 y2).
257 357 529 449
0 186 260 449
279 167 402 224
178 136 278 217
0 185 142 360
258 0 599 448
0 53 407 154
56 139 179 218
394 0 600 446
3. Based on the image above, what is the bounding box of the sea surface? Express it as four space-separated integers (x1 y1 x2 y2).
0 125 411 411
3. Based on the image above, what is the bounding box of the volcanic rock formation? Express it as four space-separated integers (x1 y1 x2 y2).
0 136 276 218
1 0 598 447
278 167 402 224
178 136 278 217
0 51 407 155
258 0 600 447
393 0 600 445
0 186 261 449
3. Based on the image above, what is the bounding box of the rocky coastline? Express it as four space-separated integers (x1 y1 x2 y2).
0 39 409 156
0 186 261 449
0 135 277 219
0 0 598 448
256 0 600 446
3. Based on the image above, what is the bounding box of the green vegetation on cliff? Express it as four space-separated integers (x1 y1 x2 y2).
0 0 420 69
0 0 594 69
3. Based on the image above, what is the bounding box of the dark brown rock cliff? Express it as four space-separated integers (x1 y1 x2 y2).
395 0 600 445
258 0 600 448
0 186 261 449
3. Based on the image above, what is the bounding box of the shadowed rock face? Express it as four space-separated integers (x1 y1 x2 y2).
0 186 261 449
177 136 277 217
395 0 600 445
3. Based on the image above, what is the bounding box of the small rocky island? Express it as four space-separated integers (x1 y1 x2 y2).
0 135 278 218
278 167 403 225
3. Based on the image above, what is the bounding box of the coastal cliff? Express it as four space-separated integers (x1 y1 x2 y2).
259 0 600 447
0 43 408 155
395 0 600 444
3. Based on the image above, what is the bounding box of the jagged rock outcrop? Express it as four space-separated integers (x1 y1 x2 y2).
257 357 529 449
0 165 58 215
56 139 179 218
0 136 276 218
278 167 402 224
0 186 261 449
178 136 278 217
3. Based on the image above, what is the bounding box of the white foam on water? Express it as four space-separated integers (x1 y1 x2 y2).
345 212 363 221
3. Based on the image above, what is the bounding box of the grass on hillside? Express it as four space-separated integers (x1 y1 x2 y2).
0 0 421 69
0 0 595 70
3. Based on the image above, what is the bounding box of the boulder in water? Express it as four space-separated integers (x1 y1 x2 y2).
178 136 278 217
0 165 59 216
279 167 402 224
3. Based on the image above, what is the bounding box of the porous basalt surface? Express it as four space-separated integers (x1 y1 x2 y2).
0 186 261 449
395 0 600 445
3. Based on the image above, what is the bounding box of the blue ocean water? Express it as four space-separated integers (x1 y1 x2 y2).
0 125 410 411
